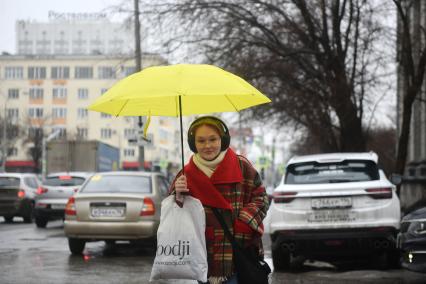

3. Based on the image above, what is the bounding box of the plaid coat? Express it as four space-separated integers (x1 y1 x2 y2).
170 148 269 277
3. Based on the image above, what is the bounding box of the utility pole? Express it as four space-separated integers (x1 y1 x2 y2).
134 0 142 72
134 0 144 170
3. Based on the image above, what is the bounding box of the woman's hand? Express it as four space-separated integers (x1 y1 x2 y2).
175 175 189 202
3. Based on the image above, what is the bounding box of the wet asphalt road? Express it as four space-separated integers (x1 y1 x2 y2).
0 217 425 284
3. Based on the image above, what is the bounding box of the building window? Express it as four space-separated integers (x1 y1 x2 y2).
28 127 43 139
77 88 89 99
6 108 19 122
123 66 136 77
160 148 169 159
77 128 88 139
52 108 67 119
7 147 18 156
52 127 67 139
98 66 115 79
5 67 23 79
29 88 44 99
8 89 19 99
159 129 168 140
124 128 136 138
101 112 112 118
7 126 19 139
51 66 70 79
53 87 67 99
101 128 112 139
28 67 47 79
77 108 88 119
100 88 108 95
124 149 135 157
28 108 43 118
75 66 93 79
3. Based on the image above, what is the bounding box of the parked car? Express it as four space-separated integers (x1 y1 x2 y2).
0 173 41 223
269 152 401 270
64 171 170 255
34 172 93 228
398 206 426 272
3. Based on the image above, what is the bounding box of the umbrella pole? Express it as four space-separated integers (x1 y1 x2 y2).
179 95 185 174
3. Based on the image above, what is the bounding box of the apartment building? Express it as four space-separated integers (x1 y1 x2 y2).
396 0 426 211
16 11 133 55
0 54 186 174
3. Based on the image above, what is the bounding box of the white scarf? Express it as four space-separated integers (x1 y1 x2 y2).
193 150 227 178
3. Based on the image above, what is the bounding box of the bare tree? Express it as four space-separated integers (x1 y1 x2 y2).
393 0 426 175
0 117 24 171
21 115 52 173
144 0 393 152
366 126 397 176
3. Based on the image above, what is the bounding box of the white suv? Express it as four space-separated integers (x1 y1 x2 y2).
269 152 400 270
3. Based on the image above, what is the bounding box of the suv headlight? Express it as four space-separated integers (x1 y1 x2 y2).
408 221 426 236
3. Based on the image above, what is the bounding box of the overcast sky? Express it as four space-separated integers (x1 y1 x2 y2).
0 0 123 54
0 0 396 131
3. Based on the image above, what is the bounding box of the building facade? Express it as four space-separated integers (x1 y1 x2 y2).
16 11 133 56
0 54 187 175
397 0 426 211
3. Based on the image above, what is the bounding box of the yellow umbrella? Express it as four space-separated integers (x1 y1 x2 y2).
88 64 271 170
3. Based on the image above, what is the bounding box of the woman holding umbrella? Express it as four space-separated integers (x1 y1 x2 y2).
172 116 270 284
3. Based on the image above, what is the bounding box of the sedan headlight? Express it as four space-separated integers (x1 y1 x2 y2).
408 220 426 236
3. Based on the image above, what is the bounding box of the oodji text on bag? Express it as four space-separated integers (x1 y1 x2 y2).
156 240 191 260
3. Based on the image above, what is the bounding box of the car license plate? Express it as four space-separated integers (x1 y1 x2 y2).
307 210 356 223
91 207 125 217
311 197 352 209
51 204 66 210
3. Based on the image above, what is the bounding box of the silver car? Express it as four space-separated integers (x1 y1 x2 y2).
64 171 170 255
34 172 93 228
0 173 41 223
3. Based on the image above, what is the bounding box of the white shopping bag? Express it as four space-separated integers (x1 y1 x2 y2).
150 195 208 282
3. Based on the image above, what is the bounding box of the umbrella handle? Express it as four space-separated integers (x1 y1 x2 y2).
179 95 185 174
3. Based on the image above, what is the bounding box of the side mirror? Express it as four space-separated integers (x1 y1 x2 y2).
390 173 402 185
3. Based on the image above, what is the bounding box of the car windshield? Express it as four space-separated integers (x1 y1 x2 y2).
81 175 152 194
285 160 379 184
0 177 20 187
44 176 86 186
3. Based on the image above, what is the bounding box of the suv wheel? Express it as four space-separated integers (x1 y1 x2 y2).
23 203 34 223
371 250 400 270
387 250 401 269
4 216 14 223
272 245 291 271
372 251 389 270
35 216 48 228
69 238 86 255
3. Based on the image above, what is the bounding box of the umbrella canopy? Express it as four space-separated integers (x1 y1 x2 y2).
88 64 271 171
88 64 270 116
